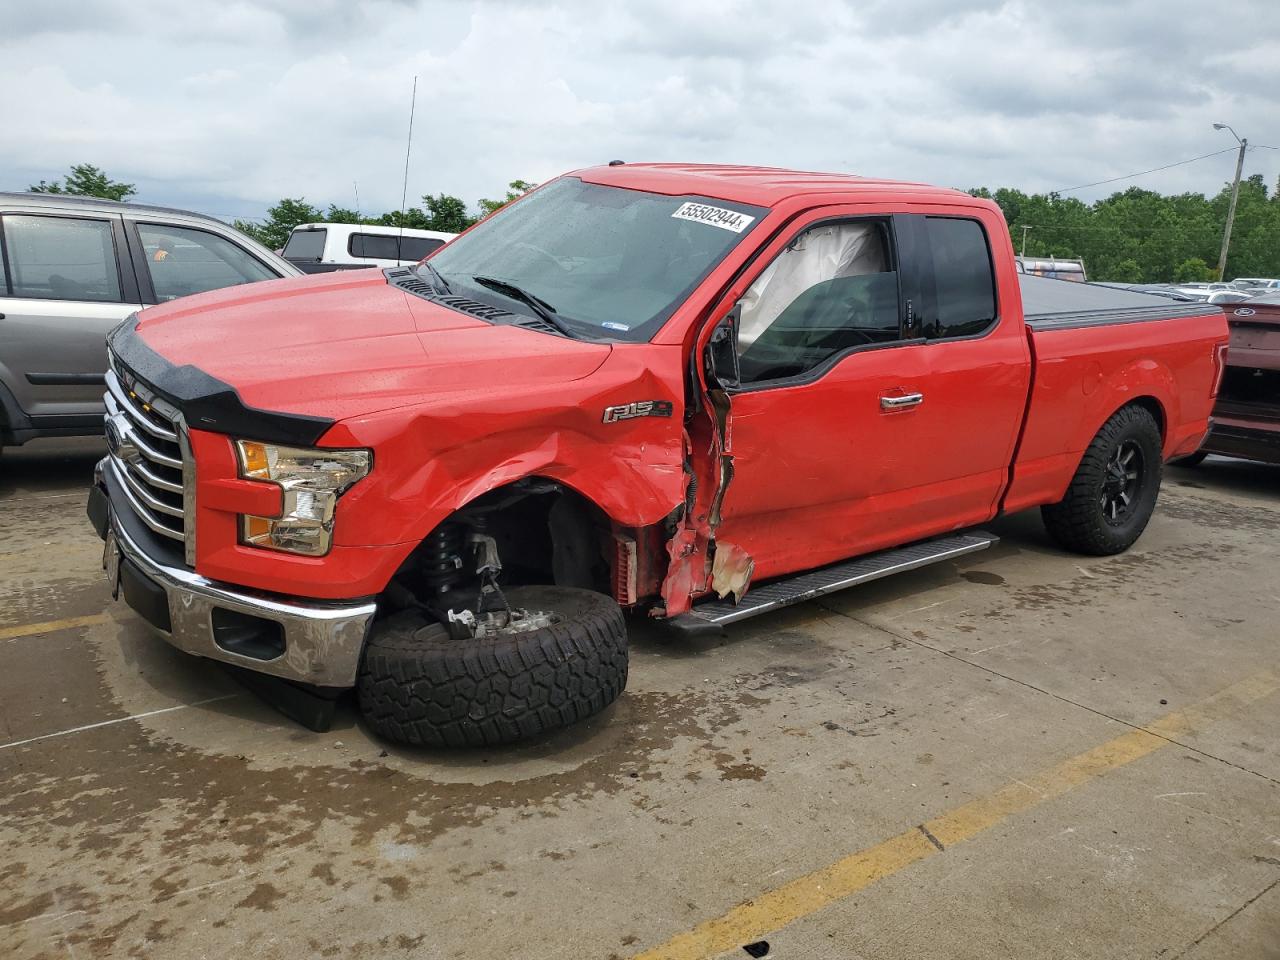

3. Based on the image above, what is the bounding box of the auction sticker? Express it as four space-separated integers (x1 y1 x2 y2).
671 202 755 233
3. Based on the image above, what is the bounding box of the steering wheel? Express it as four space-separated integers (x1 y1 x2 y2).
514 241 571 273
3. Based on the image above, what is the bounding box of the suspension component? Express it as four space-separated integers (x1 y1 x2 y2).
420 522 466 596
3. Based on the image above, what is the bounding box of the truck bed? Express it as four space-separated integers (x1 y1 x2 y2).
1019 275 1213 329
1001 276 1227 514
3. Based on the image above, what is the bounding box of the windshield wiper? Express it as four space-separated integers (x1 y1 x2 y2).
418 261 452 295
471 276 576 337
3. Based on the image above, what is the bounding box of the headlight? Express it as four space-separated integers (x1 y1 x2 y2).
234 441 371 556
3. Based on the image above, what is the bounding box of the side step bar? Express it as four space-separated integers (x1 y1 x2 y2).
667 531 998 634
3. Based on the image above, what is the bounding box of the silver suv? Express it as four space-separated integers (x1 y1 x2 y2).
0 192 300 450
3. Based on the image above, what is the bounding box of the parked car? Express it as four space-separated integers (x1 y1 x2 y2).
0 192 300 451
1230 278 1280 292
1176 293 1280 466
281 222 456 274
1016 255 1087 282
87 164 1227 746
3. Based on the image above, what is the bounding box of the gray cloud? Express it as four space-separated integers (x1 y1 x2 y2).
3 0 1277 222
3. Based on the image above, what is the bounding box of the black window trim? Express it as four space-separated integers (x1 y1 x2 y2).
0 210 136 305
732 213 916 394
127 218 283 305
910 213 1001 345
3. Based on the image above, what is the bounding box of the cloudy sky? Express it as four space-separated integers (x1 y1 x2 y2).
5 0 1279 223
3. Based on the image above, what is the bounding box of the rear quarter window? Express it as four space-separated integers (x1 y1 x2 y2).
925 217 996 340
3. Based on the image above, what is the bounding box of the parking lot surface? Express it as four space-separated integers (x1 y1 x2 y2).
2 438 1278 960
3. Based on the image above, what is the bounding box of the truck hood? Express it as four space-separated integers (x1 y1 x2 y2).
129 270 612 425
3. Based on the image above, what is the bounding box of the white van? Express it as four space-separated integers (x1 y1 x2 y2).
282 222 456 273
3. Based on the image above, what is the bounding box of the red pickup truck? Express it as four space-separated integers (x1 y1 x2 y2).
87 164 1228 746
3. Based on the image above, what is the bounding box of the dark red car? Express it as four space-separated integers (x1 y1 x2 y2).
1179 293 1280 465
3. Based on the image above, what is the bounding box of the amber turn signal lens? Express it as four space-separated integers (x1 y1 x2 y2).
242 515 273 543
239 441 270 476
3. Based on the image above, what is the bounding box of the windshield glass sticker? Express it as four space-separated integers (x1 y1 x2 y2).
671 202 755 234
601 321 630 332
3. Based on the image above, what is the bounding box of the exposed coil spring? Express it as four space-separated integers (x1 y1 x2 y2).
420 522 466 595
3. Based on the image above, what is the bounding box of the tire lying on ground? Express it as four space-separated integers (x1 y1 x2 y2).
1041 403 1164 556
357 585 628 747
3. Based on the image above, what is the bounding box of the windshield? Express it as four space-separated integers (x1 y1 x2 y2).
424 177 766 341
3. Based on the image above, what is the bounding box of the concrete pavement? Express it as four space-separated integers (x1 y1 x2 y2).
2 439 1277 959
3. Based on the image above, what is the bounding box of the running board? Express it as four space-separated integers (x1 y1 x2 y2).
667 531 998 634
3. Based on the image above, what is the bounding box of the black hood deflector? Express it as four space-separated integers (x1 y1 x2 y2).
108 319 335 447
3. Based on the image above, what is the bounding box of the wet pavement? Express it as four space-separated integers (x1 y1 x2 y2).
2 438 1277 959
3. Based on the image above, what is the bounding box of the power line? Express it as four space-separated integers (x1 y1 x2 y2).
1053 147 1239 193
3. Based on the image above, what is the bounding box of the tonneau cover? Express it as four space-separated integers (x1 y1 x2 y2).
1020 275 1215 330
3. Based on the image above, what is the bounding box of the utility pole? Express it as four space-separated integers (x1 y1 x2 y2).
1213 123 1248 281
1019 225 1032 257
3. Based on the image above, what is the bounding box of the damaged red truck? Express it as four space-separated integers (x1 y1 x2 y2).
87 164 1228 745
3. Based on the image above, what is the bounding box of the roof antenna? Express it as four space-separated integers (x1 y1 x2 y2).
353 180 361 220
398 75 418 258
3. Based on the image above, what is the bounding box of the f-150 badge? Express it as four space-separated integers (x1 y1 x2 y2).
602 400 674 423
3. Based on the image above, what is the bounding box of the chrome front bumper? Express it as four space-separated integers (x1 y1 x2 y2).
92 462 376 688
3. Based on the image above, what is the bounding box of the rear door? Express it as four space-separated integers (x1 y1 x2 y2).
0 211 142 419
708 203 1029 580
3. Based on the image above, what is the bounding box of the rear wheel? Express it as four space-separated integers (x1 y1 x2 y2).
357 585 628 747
1041 405 1163 556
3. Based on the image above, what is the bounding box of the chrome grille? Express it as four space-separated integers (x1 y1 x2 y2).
104 353 196 565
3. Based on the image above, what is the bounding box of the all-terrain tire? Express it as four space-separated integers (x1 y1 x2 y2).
1041 404 1163 556
357 586 628 747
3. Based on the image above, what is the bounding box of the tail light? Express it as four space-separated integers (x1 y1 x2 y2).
1210 341 1229 398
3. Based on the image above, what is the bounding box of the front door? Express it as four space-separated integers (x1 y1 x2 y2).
708 205 1030 582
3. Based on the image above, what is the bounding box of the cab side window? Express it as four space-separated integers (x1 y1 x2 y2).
737 220 900 384
923 217 996 339
349 233 400 260
400 236 445 261
2 215 122 302
138 223 276 301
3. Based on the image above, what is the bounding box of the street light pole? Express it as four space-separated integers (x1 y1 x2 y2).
1213 123 1248 281
1020 224 1032 257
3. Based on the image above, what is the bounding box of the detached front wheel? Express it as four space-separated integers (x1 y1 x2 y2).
1042 404 1163 556
358 586 628 747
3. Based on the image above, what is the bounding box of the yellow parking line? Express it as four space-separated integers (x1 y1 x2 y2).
630 669 1280 960
0 613 110 642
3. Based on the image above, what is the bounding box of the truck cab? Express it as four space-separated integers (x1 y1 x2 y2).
89 164 1228 747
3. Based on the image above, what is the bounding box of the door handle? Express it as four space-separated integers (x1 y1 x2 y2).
880 392 924 410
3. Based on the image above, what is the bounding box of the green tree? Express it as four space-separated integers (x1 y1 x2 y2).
233 198 324 251
324 204 367 224
1173 257 1215 283
477 179 535 217
423 193 474 232
29 163 136 201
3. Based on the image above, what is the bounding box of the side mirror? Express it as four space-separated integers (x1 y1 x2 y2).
704 305 742 390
